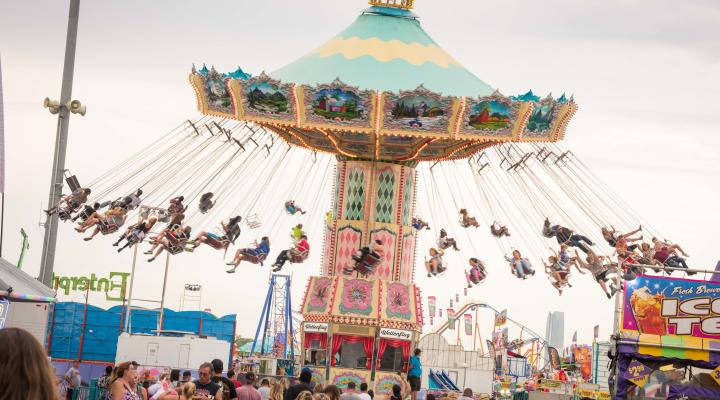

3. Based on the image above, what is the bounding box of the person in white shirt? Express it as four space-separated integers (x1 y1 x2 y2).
258 378 271 400
357 383 371 400
339 382 362 400
64 360 82 400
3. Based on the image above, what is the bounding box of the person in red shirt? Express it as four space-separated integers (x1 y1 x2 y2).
271 235 310 272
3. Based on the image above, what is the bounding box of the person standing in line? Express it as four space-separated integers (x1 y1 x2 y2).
64 360 82 400
458 388 474 400
357 383 371 400
98 365 113 389
236 372 261 400
109 361 141 400
194 362 223 400
228 370 242 389
211 359 238 400
408 349 423 400
268 380 285 400
339 382 361 400
182 371 192 384
285 369 313 400
258 379 271 400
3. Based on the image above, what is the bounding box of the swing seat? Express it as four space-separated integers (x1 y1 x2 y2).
99 215 126 235
167 233 188 255
126 232 144 246
241 249 267 265
206 236 229 250
246 214 262 229
545 266 571 288
355 251 381 276
289 249 309 264
58 207 75 222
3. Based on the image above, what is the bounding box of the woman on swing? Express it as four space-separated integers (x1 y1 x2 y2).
412 217 430 231
148 225 193 262
504 250 535 279
190 216 242 251
575 249 617 299
466 258 487 287
76 205 127 241
602 225 642 249
459 209 480 228
425 248 446 277
285 200 306 215
226 236 270 273
114 215 158 252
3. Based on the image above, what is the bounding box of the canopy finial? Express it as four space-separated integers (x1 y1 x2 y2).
368 0 415 10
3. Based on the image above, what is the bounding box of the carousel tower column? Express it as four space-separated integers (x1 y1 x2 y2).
322 158 418 284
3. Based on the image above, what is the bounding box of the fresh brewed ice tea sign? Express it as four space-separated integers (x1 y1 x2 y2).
623 276 720 338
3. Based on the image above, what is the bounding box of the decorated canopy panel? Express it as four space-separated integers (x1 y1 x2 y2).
190 69 577 162
300 275 423 331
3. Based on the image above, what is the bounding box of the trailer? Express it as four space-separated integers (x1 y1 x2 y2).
116 332 231 370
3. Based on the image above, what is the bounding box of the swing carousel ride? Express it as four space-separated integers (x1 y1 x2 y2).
46 0 703 391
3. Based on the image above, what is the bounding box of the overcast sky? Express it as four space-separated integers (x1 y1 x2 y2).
1 0 719 347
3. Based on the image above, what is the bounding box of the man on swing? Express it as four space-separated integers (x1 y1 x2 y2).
271 235 310 272
543 218 594 254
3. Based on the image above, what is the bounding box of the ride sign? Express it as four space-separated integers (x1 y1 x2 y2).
379 328 412 340
52 272 130 302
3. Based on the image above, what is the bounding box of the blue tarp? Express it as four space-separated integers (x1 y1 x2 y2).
48 302 236 362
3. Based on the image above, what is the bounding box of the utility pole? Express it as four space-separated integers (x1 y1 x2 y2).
38 0 82 286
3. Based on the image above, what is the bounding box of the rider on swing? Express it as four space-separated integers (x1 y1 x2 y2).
190 216 242 251
459 209 480 228
271 235 310 272
226 236 271 273
543 218 594 254
466 258 487 287
75 206 127 241
505 249 535 279
490 222 511 237
437 229 460 251
425 248 446 277
45 188 91 216
575 249 617 299
345 239 384 275
114 215 159 252
198 192 216 214
148 225 192 262
285 200 307 215
412 217 430 231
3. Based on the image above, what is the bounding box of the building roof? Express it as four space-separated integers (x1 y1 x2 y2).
0 258 56 302
271 6 495 97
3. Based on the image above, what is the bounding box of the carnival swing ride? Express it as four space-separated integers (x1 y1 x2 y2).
44 0 704 390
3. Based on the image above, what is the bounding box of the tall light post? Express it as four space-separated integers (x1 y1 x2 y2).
38 0 85 286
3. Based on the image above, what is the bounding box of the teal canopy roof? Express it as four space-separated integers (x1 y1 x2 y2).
271 6 495 97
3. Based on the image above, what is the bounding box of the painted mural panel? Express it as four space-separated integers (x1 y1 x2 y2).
461 94 518 138
334 226 363 277
370 229 397 281
400 233 415 283
201 69 234 115
303 277 333 314
304 80 372 129
335 278 377 317
384 86 452 132
240 73 294 119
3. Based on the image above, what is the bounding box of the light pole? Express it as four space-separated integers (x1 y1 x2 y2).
38 0 85 286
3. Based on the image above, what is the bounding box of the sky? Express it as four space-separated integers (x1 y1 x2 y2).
0 0 719 349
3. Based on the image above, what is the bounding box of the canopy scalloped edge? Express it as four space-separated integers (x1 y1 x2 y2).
189 66 577 163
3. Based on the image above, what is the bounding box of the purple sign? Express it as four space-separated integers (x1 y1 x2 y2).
623 359 651 387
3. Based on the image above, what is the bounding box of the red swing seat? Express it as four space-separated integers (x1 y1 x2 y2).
206 235 229 250
289 249 309 264
355 251 381 276
241 249 267 265
166 232 188 255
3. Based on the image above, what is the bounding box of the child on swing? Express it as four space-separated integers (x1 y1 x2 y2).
459 209 480 228
466 258 487 287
